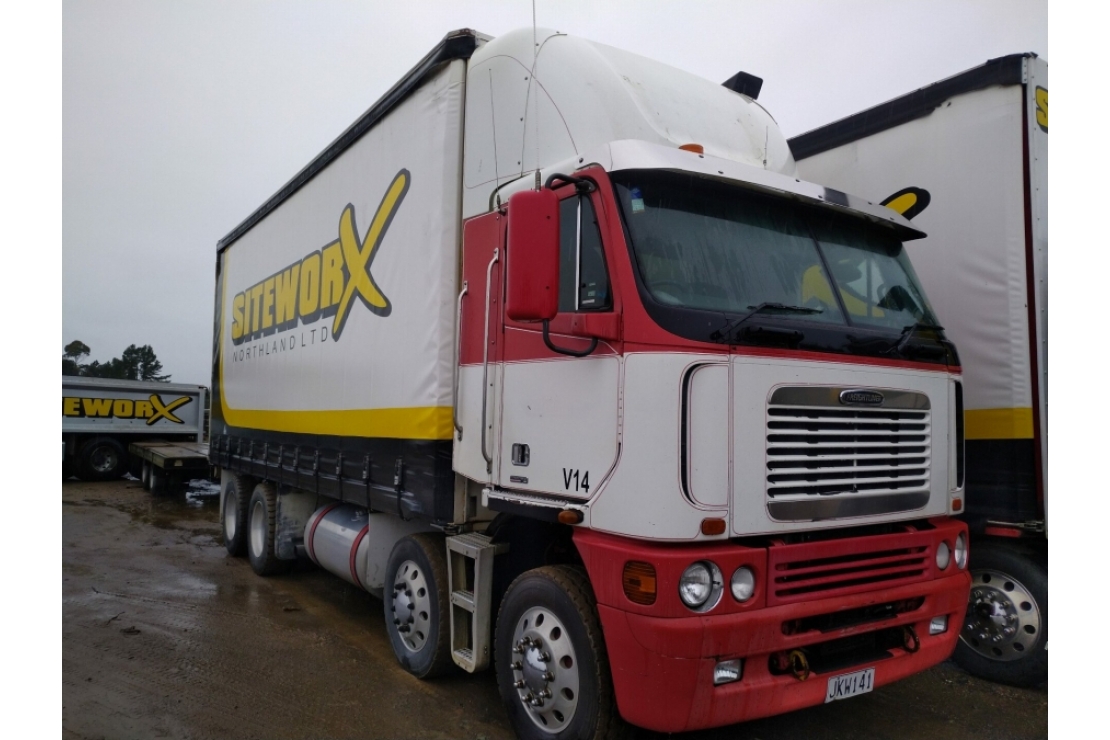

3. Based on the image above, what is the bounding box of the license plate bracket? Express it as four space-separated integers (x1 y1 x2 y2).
824 667 875 703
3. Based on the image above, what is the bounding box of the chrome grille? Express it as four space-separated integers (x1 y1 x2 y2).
766 388 931 521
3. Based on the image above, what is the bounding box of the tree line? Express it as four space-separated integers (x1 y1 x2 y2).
62 340 171 382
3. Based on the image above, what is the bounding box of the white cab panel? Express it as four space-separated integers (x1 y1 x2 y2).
589 353 724 541
498 353 620 497
454 364 501 484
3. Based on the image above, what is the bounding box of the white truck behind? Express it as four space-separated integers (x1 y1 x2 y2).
62 376 208 482
792 53 1048 687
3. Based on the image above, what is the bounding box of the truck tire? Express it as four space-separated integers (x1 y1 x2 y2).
149 465 167 495
954 541 1047 687
76 437 127 481
221 475 253 557
494 566 627 740
384 533 454 679
247 482 291 576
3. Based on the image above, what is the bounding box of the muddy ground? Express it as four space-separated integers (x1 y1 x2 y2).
62 478 1047 740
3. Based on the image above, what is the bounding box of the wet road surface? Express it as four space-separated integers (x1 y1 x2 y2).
62 479 1047 740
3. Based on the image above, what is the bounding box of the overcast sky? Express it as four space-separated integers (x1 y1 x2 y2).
63 0 1047 385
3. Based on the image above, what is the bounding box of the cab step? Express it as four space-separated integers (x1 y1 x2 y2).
446 532 508 672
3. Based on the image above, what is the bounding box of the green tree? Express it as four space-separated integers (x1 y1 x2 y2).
121 344 170 381
62 341 171 381
62 340 90 376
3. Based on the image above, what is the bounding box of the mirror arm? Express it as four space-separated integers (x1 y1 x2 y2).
544 173 596 194
543 320 598 357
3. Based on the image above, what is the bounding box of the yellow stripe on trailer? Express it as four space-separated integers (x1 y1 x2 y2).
217 405 454 441
965 408 1034 440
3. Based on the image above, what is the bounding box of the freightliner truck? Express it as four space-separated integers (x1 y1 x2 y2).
791 54 1048 687
211 28 972 738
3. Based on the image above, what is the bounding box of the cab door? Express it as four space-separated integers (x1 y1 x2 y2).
496 188 621 499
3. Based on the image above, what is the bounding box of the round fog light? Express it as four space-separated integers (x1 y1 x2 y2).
954 533 968 569
730 566 756 602
936 541 951 570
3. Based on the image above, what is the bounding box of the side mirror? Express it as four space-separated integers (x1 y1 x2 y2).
506 189 560 322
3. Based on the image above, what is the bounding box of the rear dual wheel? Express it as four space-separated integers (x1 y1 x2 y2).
384 534 454 679
221 475 253 557
247 482 291 576
76 437 127 481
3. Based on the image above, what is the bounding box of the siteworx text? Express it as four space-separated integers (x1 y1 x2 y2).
229 169 410 345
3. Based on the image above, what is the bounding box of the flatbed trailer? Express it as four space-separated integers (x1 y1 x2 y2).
130 440 213 494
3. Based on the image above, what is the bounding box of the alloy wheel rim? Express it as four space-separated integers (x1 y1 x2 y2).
509 606 580 733
960 568 1042 661
390 559 432 652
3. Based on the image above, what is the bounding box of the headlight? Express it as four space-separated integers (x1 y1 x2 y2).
936 541 951 570
730 566 756 602
679 561 722 611
954 533 968 569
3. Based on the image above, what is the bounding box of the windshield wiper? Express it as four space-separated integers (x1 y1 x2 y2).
884 322 945 357
710 303 822 343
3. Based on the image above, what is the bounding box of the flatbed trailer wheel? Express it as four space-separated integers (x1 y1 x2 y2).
149 465 167 495
76 437 127 481
247 482 291 576
954 541 1047 687
384 533 454 679
494 566 627 740
221 475 253 557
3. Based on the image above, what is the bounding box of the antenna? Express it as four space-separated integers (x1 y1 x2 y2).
532 0 539 181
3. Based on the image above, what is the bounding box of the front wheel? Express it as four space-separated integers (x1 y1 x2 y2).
953 541 1047 687
494 566 627 740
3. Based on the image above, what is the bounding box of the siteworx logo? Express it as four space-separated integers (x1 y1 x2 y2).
63 395 193 425
230 169 410 345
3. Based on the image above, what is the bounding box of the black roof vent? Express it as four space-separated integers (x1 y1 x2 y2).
723 71 763 100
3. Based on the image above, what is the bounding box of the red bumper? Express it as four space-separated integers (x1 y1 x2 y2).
597 571 970 732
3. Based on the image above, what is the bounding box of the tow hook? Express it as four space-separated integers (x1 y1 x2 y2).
788 649 811 681
902 625 920 654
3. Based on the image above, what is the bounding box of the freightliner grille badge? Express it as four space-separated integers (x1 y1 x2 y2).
839 389 885 407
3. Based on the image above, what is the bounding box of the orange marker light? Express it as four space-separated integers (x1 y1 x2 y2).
701 518 726 536
951 499 963 512
679 143 705 154
622 561 657 605
558 509 584 525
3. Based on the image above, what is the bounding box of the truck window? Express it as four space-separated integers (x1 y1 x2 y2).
558 196 612 312
812 218 938 330
612 172 845 324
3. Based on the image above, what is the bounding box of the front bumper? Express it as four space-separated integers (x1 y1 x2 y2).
597 570 970 733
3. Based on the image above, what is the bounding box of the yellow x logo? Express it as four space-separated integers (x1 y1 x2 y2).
332 169 410 339
147 395 192 425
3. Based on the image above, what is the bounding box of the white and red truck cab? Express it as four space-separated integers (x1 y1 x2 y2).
212 28 971 738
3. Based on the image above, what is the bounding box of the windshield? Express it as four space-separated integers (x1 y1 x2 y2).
612 171 938 333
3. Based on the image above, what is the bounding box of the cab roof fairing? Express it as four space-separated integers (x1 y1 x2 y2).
462 28 795 218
